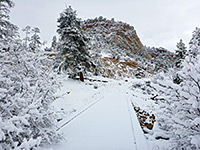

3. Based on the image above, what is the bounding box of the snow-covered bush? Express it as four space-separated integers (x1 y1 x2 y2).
149 28 200 149
0 40 61 150
0 1 61 149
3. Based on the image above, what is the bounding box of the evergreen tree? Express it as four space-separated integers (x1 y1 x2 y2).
51 35 57 50
56 6 93 81
175 39 187 68
173 39 187 83
0 0 18 47
176 39 187 57
189 27 200 56
22 26 42 52
22 26 31 46
29 27 41 52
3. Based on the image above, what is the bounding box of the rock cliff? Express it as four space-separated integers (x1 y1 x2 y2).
82 17 143 56
81 17 175 79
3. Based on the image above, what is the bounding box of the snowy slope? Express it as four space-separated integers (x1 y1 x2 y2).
44 77 149 150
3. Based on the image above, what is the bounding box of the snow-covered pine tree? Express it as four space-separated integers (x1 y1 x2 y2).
29 27 42 52
189 27 200 56
22 26 43 52
51 35 57 50
173 39 187 84
175 39 187 68
22 26 31 46
56 6 94 81
0 0 18 47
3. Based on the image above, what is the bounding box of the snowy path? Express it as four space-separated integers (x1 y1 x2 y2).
51 82 149 150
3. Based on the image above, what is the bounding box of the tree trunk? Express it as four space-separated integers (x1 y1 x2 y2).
79 72 84 82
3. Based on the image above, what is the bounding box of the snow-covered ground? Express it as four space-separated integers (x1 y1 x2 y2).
43 76 167 150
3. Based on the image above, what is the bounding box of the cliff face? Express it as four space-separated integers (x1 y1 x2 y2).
82 17 143 55
80 17 175 79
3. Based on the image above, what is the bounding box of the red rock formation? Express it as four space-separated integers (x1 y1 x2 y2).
82 17 143 54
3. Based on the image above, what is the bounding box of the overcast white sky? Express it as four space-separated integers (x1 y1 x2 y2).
10 0 200 51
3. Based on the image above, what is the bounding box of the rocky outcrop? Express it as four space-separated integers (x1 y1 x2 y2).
81 17 175 79
82 17 143 55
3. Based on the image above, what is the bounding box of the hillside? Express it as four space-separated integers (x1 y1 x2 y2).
83 17 143 55
81 17 175 79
